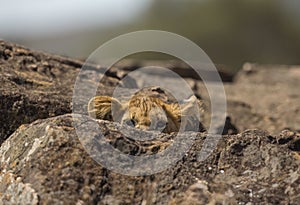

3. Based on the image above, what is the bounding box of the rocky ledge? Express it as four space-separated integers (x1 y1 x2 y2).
0 40 300 204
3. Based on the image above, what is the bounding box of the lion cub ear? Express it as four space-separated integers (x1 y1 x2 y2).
181 95 205 131
181 96 203 115
88 96 123 121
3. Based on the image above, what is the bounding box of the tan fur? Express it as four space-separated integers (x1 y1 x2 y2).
88 92 204 133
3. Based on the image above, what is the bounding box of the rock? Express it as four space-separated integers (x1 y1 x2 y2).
1 40 300 204
0 40 233 144
0 40 80 144
225 63 300 134
0 41 118 144
113 59 235 82
1 114 300 204
0 172 38 205
170 180 236 205
195 63 300 135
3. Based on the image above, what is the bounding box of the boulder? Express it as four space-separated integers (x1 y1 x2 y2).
0 114 299 204
1 40 300 204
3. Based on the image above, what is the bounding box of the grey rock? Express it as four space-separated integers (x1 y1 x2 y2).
0 41 117 144
226 63 300 134
1 114 300 204
1 40 300 204
0 172 38 205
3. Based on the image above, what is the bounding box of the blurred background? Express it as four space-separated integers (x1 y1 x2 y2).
1 0 300 71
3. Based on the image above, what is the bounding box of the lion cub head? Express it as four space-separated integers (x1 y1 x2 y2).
88 91 204 133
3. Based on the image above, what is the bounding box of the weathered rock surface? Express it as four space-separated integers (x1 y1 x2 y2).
0 41 118 144
0 40 233 144
226 63 300 134
195 63 300 135
1 40 300 204
1 114 300 204
0 40 79 144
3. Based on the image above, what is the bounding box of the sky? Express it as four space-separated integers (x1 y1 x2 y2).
0 0 152 38
1 0 300 66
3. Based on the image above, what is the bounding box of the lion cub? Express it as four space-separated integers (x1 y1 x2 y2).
88 88 205 133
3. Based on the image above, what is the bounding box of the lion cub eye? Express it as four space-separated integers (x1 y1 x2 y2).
155 120 167 130
123 119 136 127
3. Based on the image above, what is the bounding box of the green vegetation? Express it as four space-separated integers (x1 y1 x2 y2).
131 0 300 70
